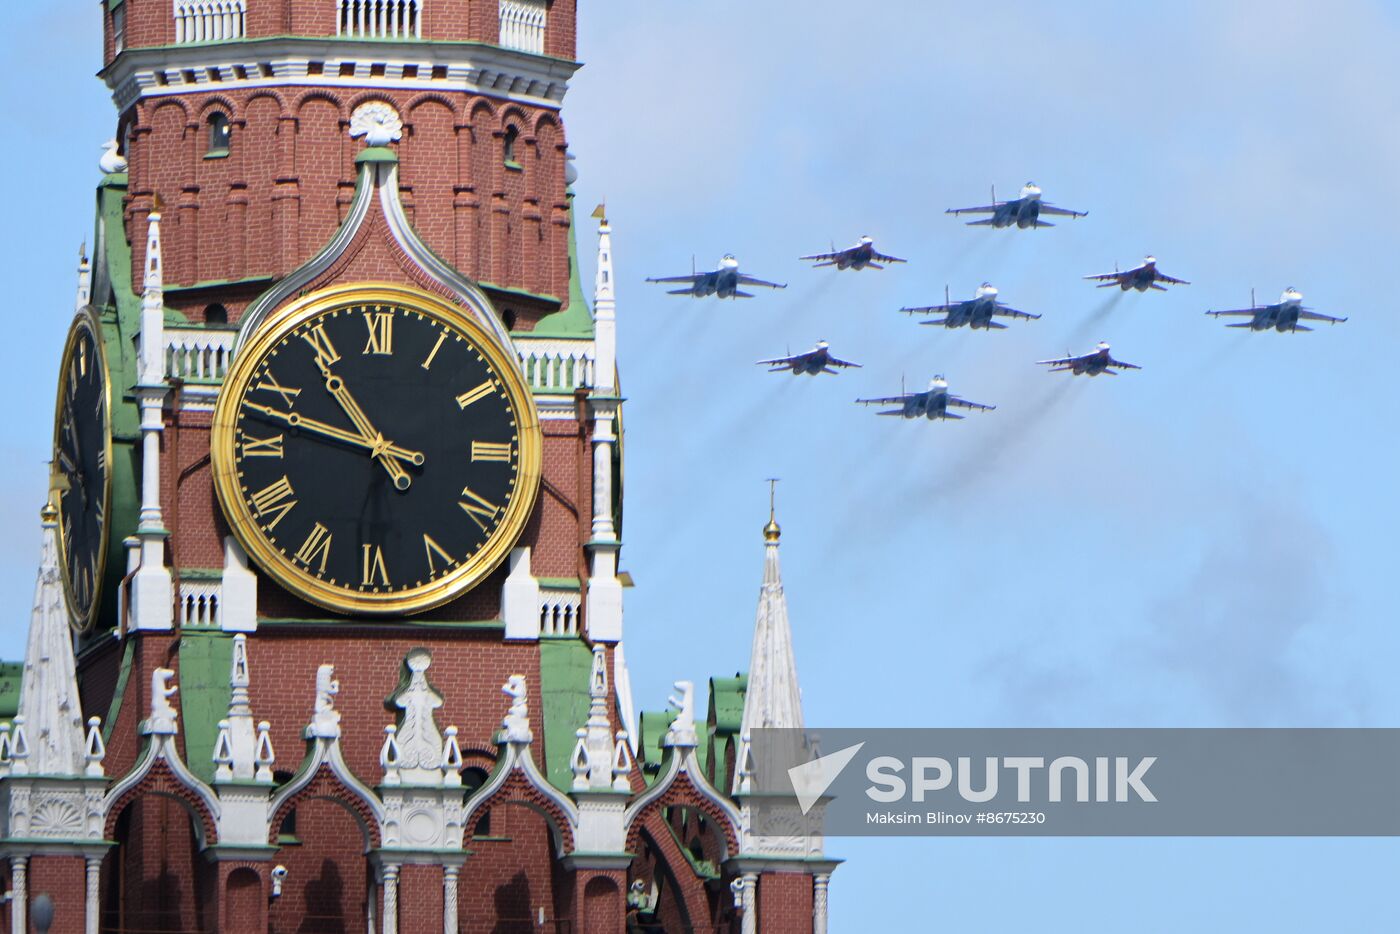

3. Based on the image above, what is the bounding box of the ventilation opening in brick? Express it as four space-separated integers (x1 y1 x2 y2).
339 62 356 77
402 64 418 78
232 64 248 80
431 65 447 80
258 62 273 78
370 63 386 77
307 61 324 76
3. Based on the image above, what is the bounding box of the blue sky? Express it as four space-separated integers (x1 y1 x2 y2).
5 1 1400 929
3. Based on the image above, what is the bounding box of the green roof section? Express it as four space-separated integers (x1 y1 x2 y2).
0 661 23 722
527 192 595 338
538 639 594 791
102 639 136 743
708 675 747 736
177 632 235 784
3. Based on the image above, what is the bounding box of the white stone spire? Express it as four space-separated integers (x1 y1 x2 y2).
739 483 804 738
15 501 88 776
75 243 91 312
592 203 616 393
139 203 166 386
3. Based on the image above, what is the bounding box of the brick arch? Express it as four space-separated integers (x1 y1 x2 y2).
294 89 347 121
405 91 462 121
244 88 288 117
143 96 192 126
268 764 382 850
532 111 563 139
463 769 575 852
196 94 239 121
468 98 498 124
499 105 531 135
624 773 740 857
104 758 218 848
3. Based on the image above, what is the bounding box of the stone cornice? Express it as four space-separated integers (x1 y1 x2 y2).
102 37 580 113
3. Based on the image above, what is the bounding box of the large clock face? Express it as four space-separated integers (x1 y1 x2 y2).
212 285 541 616
53 310 112 630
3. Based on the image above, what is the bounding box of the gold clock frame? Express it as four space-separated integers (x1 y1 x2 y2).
211 283 542 617
52 308 114 632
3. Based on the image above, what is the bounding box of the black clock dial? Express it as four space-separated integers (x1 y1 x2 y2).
215 290 540 615
53 313 111 629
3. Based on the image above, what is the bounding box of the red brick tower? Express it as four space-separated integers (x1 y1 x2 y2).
0 3 837 932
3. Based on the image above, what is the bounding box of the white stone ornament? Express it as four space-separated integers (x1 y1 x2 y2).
309 664 342 738
146 669 179 735
665 680 697 747
99 139 127 175
392 648 444 777
349 101 403 146
501 675 531 743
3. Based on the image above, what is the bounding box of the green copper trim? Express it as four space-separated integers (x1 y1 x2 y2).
102 639 136 743
178 632 235 783
355 146 399 165
0 661 22 722
165 275 275 295
538 638 594 792
537 577 581 590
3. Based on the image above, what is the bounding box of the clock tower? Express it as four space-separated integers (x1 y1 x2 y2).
0 3 839 932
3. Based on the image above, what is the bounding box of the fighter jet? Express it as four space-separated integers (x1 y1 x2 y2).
900 283 1041 330
1205 288 1347 332
946 182 1087 229
1084 256 1189 292
799 236 906 271
646 255 786 299
1036 341 1141 376
855 376 995 420
757 340 862 376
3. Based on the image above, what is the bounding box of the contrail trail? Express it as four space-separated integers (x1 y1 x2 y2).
1064 291 1126 346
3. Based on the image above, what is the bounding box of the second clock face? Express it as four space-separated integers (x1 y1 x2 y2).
213 286 540 615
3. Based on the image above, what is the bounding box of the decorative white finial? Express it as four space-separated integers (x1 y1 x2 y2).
309 664 341 738
145 669 179 735
665 680 697 747
501 675 531 743
611 730 633 791
84 716 106 777
254 721 276 782
99 139 127 175
380 724 402 786
349 101 403 147
570 728 590 791
440 725 463 787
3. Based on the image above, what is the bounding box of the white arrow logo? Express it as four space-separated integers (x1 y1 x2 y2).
787 742 865 815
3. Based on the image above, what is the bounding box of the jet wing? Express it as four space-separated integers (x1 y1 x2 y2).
798 250 843 263
736 275 787 289
1204 308 1260 317
871 250 907 264
755 352 807 367
645 274 701 284
948 396 995 412
1083 270 1129 282
945 204 1000 216
855 394 912 406
1040 203 1087 218
993 304 1041 320
899 303 956 316
1107 358 1142 370
1297 310 1348 324
1155 271 1190 285
826 355 862 369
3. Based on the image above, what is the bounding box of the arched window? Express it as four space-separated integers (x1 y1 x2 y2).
204 303 228 324
207 112 231 156
503 126 520 167
464 766 492 836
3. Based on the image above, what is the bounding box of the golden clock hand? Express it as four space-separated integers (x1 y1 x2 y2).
244 403 425 466
318 368 414 490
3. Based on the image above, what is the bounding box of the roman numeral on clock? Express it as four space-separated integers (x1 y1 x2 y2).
456 380 495 409
301 324 341 370
240 434 284 459
458 486 502 532
250 475 298 530
253 372 301 408
471 441 512 463
423 534 454 574
294 523 333 574
361 544 390 586
362 311 393 355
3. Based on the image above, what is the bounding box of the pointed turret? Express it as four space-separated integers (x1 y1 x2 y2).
592 203 616 393
739 483 804 739
16 500 88 776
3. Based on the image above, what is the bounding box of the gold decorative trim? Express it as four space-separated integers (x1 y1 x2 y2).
211 282 542 617
52 308 114 633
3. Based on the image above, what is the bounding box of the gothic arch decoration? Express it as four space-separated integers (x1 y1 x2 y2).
104 755 220 849
234 142 516 356
622 744 743 858
460 740 579 855
267 763 383 850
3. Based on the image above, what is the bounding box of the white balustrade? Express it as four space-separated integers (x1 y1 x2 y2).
179 580 222 629
338 0 422 39
174 0 247 44
165 328 234 382
515 339 595 393
539 589 580 637
498 0 547 54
